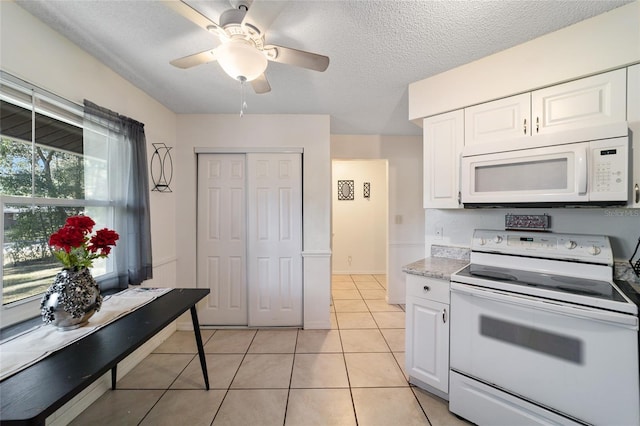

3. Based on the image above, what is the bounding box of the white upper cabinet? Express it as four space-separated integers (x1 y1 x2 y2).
465 93 531 146
424 67 633 209
532 69 627 135
464 69 627 148
423 110 464 209
627 64 640 207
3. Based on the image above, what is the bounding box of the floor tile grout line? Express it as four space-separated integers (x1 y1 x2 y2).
285 385 411 389
411 386 436 426
369 296 410 390
222 386 296 390
282 329 301 426
134 351 199 426
336 291 360 426
99 275 447 425
208 329 259 425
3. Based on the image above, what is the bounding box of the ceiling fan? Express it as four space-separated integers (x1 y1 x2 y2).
167 0 330 94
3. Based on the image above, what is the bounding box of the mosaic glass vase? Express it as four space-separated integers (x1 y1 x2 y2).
40 267 103 330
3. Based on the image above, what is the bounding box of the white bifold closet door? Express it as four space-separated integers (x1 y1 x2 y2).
197 152 302 327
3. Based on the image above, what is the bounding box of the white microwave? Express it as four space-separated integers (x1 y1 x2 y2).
461 135 629 207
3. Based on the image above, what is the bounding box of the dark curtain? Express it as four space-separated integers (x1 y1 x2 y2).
120 116 153 284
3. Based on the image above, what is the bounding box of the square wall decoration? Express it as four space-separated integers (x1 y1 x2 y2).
337 180 354 200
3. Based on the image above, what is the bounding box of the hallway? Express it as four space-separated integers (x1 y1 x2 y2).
71 275 468 425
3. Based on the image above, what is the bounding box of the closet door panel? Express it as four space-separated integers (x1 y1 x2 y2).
197 154 248 325
247 153 303 327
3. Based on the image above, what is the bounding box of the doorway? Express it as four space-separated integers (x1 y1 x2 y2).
331 159 388 275
197 152 303 326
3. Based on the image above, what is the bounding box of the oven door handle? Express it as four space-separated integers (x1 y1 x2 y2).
451 283 639 329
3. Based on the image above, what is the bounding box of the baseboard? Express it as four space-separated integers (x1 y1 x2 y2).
409 376 449 401
302 320 331 329
46 322 177 426
387 296 405 305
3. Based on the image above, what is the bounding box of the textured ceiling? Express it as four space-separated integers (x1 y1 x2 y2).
14 0 633 136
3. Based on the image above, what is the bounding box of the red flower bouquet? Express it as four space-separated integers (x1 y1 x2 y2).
49 215 119 269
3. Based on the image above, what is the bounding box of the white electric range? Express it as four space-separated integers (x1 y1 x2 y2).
449 229 639 426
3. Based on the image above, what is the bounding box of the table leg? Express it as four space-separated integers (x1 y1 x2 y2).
190 305 210 390
111 365 117 390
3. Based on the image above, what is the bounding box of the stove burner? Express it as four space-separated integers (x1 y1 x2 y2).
470 270 518 281
464 264 622 302
555 286 601 296
551 276 596 285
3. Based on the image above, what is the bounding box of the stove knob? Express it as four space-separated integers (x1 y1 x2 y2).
564 240 577 249
588 245 601 255
478 238 487 246
493 236 503 244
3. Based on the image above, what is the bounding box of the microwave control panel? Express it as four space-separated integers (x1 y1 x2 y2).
590 137 628 200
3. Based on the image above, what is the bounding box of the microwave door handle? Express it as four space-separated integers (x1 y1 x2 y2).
576 147 588 195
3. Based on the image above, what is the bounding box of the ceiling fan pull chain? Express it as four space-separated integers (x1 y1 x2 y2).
239 76 248 117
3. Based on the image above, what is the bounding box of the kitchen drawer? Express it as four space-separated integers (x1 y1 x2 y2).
406 274 450 304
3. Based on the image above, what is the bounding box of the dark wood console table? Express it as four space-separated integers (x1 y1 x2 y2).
0 288 210 425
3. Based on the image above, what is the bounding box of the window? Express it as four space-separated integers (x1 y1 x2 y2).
1 73 115 310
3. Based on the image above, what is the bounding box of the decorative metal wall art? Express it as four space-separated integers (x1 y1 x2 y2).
505 214 550 231
363 182 371 199
337 180 354 200
151 143 173 192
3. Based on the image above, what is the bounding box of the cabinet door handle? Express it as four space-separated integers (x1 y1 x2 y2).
635 183 639 203
423 285 430 292
442 308 447 323
523 118 527 135
536 116 540 133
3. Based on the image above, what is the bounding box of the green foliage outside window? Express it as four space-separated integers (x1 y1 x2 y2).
1 135 87 304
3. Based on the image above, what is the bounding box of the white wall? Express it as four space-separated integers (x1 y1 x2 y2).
425 208 640 261
175 114 332 329
1 2 334 329
0 1 178 295
409 1 640 121
332 159 388 274
331 135 424 304
0 1 181 422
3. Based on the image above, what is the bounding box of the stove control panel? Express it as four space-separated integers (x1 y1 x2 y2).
472 229 613 264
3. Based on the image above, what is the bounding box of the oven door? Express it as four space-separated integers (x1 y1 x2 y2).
450 282 639 425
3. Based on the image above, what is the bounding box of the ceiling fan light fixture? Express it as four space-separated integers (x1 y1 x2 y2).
216 39 267 82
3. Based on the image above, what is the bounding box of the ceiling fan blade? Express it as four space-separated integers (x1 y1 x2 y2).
251 73 271 94
264 44 329 72
242 0 287 35
170 48 218 69
164 0 221 33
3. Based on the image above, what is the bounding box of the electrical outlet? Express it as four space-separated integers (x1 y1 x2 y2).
435 226 443 240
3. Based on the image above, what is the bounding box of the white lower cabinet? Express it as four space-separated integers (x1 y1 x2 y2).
405 274 450 398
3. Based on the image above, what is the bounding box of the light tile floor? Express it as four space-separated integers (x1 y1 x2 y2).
71 274 469 425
